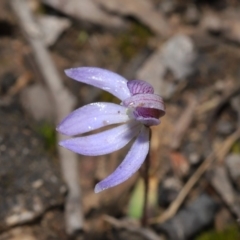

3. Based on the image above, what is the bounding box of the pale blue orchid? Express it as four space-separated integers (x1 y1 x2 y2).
57 67 165 193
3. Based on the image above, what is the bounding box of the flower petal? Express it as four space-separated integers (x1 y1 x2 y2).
65 67 131 101
123 93 165 117
57 102 130 136
94 126 150 193
127 80 154 95
59 121 141 156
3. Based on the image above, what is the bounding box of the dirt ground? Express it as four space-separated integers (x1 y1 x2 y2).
1 0 240 239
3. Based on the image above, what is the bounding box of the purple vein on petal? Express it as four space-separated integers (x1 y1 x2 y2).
127 80 154 95
94 126 150 193
56 102 130 136
65 67 131 101
59 121 141 156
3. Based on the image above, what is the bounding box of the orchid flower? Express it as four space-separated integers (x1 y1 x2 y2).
57 67 165 193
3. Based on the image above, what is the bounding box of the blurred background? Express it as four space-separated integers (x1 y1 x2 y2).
1 0 240 239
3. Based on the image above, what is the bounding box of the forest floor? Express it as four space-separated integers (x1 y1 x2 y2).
1 0 240 239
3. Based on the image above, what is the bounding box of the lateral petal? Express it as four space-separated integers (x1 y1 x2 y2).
59 121 141 156
57 102 130 136
65 67 131 101
94 126 150 193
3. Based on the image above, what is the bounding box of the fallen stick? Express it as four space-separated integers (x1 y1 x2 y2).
170 96 198 150
150 128 240 224
10 0 83 235
210 166 240 221
103 215 164 240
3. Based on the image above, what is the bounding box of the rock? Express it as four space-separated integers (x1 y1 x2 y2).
188 152 201 165
20 83 55 122
137 34 197 99
0 105 66 231
41 0 125 29
216 119 235 135
162 35 197 79
155 194 218 240
37 15 71 47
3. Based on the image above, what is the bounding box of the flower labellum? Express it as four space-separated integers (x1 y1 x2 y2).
57 67 165 193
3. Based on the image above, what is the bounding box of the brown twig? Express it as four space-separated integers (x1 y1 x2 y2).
170 96 198 150
103 215 164 240
207 83 240 140
150 128 240 224
10 0 83 235
210 166 240 221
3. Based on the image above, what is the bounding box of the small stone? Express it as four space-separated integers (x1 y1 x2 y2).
189 153 201 165
137 34 197 99
216 120 235 135
155 194 218 240
32 179 43 189
161 34 197 79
